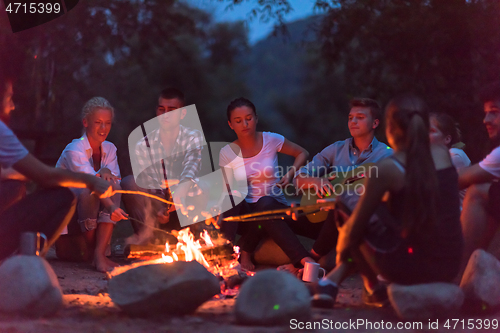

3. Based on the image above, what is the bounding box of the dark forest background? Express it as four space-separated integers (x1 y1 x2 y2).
1 0 499 176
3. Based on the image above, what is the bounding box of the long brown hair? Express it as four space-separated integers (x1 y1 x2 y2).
385 95 438 237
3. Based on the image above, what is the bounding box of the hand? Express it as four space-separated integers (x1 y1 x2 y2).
102 173 120 184
109 206 129 222
99 169 120 184
276 174 292 188
157 205 176 224
204 205 222 228
305 176 336 198
90 177 114 199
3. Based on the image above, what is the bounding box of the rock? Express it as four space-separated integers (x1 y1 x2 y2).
460 249 500 311
0 255 63 317
388 283 464 320
235 269 311 326
108 261 220 316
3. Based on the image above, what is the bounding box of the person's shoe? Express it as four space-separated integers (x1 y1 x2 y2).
310 283 338 308
362 284 389 307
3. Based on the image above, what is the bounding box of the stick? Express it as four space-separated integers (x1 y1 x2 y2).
223 200 335 222
113 190 180 206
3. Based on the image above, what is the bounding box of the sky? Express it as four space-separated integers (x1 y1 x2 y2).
185 0 319 44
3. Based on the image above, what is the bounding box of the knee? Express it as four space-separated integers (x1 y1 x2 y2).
464 183 490 205
76 187 93 198
121 175 138 191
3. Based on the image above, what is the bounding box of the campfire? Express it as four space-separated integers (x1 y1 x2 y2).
109 227 249 296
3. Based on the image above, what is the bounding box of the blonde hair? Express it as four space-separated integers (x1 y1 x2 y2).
81 97 114 121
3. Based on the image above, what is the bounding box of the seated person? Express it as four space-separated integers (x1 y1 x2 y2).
121 88 205 244
0 73 112 262
459 82 500 277
429 112 471 206
290 98 392 269
309 95 462 308
55 97 128 272
217 97 311 271
0 79 27 212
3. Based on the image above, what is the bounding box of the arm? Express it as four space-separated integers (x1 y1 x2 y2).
216 166 236 207
336 159 394 263
13 154 112 197
99 145 121 183
277 138 309 187
458 164 496 190
1 167 28 181
294 145 337 198
179 132 203 183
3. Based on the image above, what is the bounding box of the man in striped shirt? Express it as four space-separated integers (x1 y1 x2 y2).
122 88 204 241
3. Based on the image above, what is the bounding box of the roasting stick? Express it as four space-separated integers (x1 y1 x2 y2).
223 199 336 222
112 189 180 207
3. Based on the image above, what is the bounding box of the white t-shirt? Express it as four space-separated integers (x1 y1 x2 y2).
449 148 471 171
450 148 471 208
0 120 29 169
219 132 287 204
479 146 500 178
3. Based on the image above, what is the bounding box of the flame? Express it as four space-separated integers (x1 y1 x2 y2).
176 228 210 268
162 254 174 263
158 227 243 278
200 229 214 247
193 215 199 223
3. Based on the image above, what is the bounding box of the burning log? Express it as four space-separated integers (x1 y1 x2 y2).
124 244 167 259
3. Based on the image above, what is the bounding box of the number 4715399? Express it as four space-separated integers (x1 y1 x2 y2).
5 2 61 14
443 318 498 330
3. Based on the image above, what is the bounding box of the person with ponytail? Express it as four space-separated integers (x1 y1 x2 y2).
310 95 463 308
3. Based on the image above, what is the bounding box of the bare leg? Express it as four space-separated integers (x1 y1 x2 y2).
74 188 100 261
324 261 352 285
93 182 122 272
459 183 497 279
94 222 119 272
277 256 316 276
240 251 255 271
355 243 383 292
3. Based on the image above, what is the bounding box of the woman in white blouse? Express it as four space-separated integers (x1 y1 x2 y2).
217 97 315 271
55 97 128 272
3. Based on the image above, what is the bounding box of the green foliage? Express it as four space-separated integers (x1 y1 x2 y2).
314 0 500 160
232 0 500 160
0 0 250 173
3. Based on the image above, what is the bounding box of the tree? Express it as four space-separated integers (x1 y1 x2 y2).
0 0 250 172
